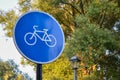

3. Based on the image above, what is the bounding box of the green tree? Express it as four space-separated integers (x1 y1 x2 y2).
64 0 120 80
21 54 73 80
65 24 120 79
0 58 32 80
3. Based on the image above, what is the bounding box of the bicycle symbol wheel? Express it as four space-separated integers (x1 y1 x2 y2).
45 35 57 47
24 32 37 45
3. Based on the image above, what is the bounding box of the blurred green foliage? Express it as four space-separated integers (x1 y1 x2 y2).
0 59 32 80
0 0 120 80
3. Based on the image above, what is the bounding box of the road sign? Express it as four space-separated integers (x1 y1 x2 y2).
13 11 65 64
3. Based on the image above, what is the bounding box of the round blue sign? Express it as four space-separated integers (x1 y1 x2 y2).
13 11 65 64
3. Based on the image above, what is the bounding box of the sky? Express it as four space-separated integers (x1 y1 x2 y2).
0 0 35 79
0 0 17 10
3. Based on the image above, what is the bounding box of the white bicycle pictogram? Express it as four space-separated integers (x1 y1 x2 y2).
24 25 57 47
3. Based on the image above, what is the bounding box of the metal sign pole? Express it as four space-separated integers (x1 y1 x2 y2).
36 64 42 80
74 68 77 80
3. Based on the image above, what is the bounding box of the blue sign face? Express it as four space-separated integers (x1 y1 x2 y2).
13 11 65 64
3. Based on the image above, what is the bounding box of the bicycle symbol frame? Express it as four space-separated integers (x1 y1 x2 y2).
24 25 57 47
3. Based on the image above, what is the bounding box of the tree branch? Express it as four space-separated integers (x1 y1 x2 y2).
61 0 82 14
63 7 73 16
79 0 85 14
99 11 106 27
